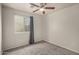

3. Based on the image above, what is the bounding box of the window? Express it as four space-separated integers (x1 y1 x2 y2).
15 15 30 32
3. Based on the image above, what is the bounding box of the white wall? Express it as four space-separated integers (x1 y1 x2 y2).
0 4 2 54
41 15 48 41
2 6 43 50
46 4 79 53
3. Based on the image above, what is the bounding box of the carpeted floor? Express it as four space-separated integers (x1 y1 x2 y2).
3 41 79 55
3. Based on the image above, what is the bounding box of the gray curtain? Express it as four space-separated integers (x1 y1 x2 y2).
29 16 34 44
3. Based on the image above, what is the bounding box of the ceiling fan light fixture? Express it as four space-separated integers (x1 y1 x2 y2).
40 8 45 11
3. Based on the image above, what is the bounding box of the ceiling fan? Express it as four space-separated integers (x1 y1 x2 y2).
30 3 55 14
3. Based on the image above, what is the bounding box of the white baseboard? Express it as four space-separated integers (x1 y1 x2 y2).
44 40 79 54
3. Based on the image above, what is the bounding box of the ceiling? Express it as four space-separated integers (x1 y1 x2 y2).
3 3 76 15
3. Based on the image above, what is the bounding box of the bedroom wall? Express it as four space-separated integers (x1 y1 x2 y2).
41 15 48 41
0 4 2 54
2 6 44 50
46 4 79 53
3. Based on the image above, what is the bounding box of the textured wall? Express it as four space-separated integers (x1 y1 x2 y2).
2 6 44 50
46 4 79 53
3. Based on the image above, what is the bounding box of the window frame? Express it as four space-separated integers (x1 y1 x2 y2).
14 14 30 33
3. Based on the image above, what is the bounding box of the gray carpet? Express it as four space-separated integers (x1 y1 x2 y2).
3 41 79 55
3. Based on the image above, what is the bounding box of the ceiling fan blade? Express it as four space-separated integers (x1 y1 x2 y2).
30 3 40 7
45 7 55 9
40 3 47 7
33 9 40 12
